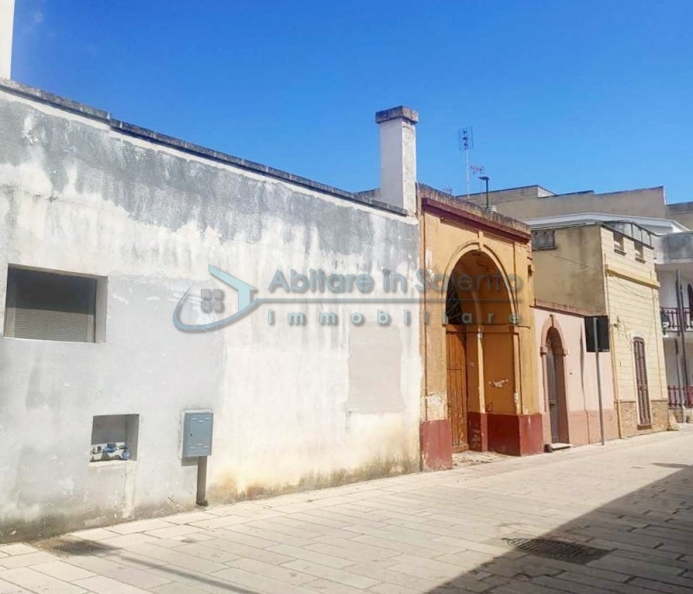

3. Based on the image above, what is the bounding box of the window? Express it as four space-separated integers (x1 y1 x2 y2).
633 338 652 426
613 231 626 254
90 415 139 463
607 222 653 248
532 230 556 251
635 242 645 262
445 279 464 325
4 267 103 342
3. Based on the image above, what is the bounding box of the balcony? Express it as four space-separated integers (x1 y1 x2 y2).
661 307 693 332
668 385 693 408
657 231 693 266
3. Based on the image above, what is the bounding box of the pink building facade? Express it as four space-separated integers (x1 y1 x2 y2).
535 304 619 447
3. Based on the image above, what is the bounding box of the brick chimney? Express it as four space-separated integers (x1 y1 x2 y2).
375 106 418 213
0 0 14 79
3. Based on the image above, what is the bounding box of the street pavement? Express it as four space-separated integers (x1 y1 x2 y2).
1 428 693 593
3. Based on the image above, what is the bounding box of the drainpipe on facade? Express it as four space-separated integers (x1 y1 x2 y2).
420 189 428 429
609 321 625 440
676 270 690 419
603 251 624 439
675 340 684 419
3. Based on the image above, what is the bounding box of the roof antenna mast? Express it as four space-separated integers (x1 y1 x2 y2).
458 127 473 200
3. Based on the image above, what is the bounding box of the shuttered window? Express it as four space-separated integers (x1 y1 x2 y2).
531 230 556 251
4 267 97 342
633 338 652 426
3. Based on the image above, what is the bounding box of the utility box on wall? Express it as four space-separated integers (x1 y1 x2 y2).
182 412 214 458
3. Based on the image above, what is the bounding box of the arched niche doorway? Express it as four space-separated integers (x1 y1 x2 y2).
544 326 569 444
445 249 515 452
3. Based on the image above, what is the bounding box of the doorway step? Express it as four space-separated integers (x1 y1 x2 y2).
545 443 572 453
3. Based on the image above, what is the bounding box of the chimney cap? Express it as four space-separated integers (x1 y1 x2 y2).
375 106 419 125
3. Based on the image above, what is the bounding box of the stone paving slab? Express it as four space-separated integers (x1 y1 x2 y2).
3 428 693 593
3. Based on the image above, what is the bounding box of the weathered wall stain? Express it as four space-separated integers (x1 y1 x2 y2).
0 83 422 540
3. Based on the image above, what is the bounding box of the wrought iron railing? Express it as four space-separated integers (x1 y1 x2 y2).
668 385 693 408
661 307 693 332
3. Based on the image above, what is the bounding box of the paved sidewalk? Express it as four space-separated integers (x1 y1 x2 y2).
1 430 693 593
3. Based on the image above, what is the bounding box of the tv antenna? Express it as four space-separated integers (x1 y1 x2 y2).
470 164 486 194
458 128 474 200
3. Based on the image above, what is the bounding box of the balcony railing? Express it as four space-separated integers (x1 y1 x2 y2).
668 385 693 408
661 307 693 332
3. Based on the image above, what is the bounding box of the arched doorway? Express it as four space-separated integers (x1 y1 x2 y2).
445 249 516 452
545 327 569 444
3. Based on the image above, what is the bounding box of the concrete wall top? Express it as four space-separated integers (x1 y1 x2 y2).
418 184 532 241
474 186 667 222
0 78 407 217
463 185 556 206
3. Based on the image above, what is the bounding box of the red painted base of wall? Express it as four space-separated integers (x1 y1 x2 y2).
420 420 453 471
487 413 544 456
467 411 488 452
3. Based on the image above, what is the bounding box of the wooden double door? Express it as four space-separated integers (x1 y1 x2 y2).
446 328 469 452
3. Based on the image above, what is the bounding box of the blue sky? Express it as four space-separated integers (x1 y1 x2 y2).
10 0 693 202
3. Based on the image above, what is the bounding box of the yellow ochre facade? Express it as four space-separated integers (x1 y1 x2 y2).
417 186 542 470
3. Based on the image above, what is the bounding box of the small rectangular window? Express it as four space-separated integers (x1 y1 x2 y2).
90 415 139 463
4 267 100 342
613 232 626 254
635 242 645 262
532 230 556 251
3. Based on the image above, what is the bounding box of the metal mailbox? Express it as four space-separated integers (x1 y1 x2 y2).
182 412 214 458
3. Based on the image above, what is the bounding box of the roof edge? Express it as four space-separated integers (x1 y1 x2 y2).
418 183 532 241
0 78 408 217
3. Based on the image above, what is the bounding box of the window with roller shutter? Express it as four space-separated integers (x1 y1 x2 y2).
4 267 99 342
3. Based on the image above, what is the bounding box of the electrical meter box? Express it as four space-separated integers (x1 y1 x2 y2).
182 412 214 458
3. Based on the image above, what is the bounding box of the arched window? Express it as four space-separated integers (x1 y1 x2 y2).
445 280 464 325
633 338 651 426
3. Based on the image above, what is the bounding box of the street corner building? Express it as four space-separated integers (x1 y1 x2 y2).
473 186 676 439
531 223 668 439
416 187 541 469
0 74 426 539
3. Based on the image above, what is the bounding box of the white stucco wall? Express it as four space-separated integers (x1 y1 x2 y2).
378 112 417 213
663 340 679 387
0 0 13 79
0 84 422 538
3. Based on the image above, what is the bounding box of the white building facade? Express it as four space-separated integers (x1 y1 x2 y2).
0 79 423 539
655 231 693 417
